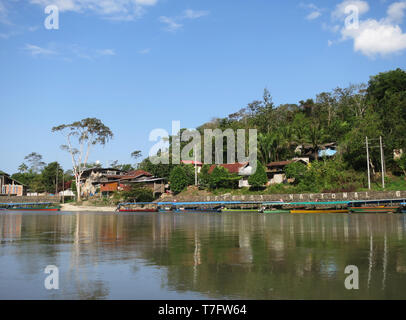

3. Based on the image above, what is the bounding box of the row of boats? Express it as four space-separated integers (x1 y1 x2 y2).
1 199 405 214
116 199 406 214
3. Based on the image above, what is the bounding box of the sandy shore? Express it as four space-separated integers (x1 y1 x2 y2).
61 203 117 212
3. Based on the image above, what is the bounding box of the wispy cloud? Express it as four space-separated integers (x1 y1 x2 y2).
183 9 209 19
97 48 116 56
300 3 322 20
159 8 209 32
159 16 182 32
24 43 117 60
29 0 158 21
0 0 11 25
24 44 57 56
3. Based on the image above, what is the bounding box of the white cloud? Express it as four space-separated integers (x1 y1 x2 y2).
301 3 322 20
97 48 115 56
183 9 209 19
25 44 57 56
24 43 117 60
29 0 158 21
386 1 406 24
159 16 182 32
0 0 11 24
334 1 406 57
306 11 321 20
332 0 369 20
342 18 406 57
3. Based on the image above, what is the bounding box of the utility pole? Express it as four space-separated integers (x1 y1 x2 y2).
380 136 385 189
62 171 65 204
194 149 198 186
366 136 371 190
55 162 58 196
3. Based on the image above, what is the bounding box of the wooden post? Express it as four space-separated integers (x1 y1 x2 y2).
366 136 371 190
380 136 385 189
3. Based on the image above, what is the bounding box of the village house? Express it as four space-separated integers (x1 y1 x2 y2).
208 162 253 188
266 159 309 185
294 142 337 160
116 170 166 197
0 172 27 196
80 167 127 197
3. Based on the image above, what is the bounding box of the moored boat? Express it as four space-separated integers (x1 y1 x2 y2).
263 209 290 214
221 208 259 213
290 209 349 214
349 206 400 213
0 202 61 211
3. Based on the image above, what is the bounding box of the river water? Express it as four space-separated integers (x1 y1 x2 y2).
0 211 406 299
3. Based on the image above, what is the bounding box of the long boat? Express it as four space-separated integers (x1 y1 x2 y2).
290 209 349 214
349 206 400 213
221 208 259 213
348 199 404 214
116 202 158 212
0 202 61 211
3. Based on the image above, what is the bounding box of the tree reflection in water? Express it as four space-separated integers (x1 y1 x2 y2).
0 212 406 299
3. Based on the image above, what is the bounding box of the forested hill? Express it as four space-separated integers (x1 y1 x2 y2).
197 68 406 172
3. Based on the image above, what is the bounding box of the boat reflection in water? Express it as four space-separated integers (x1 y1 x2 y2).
1 211 406 299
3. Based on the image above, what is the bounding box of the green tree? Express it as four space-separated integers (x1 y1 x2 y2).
285 162 308 185
169 166 188 194
41 162 64 193
122 186 154 202
198 164 211 189
395 153 406 178
248 161 268 189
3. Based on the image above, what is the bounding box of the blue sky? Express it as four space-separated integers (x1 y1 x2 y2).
1 0 405 173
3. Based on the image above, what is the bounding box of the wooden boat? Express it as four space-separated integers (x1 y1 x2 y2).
221 208 259 213
263 209 290 214
0 202 61 211
290 209 349 214
349 206 400 213
175 207 221 213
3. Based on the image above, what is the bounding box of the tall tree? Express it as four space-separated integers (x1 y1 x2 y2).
52 118 113 201
24 152 46 173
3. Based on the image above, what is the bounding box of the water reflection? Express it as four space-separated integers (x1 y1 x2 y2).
0 212 406 299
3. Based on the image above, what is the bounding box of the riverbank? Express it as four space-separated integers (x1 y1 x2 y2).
60 203 116 212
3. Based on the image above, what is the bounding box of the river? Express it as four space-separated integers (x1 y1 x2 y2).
1 211 406 299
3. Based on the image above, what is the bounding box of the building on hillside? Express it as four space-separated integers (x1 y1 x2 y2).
208 162 253 188
80 167 127 197
295 142 337 160
266 159 309 184
0 173 27 196
100 170 166 198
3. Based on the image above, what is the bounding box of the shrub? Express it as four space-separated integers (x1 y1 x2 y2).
169 166 189 194
248 161 268 189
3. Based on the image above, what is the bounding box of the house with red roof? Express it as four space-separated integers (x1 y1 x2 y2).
208 162 254 188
